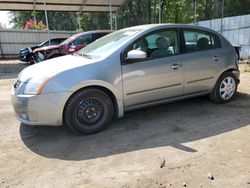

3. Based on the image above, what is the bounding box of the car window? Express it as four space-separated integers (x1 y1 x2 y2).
78 29 142 58
94 33 110 40
60 36 75 45
59 38 66 43
40 41 49 47
50 40 58 45
183 30 220 53
72 34 93 46
125 29 179 62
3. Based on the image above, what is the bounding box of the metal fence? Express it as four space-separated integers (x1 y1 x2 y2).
196 14 250 59
0 29 77 58
0 15 249 59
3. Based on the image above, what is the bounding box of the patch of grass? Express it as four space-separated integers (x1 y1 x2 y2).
245 63 250 72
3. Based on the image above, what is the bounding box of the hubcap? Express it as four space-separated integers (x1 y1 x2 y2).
76 99 104 126
219 76 236 100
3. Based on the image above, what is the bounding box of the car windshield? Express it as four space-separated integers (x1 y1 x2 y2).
77 29 142 58
39 40 49 47
60 36 76 45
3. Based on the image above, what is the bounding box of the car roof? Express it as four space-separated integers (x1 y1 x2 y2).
122 24 219 35
72 30 113 38
50 38 67 40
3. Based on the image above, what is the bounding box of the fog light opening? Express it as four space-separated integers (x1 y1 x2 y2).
21 113 29 121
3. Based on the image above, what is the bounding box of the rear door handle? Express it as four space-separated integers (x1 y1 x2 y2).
171 63 182 70
213 55 220 61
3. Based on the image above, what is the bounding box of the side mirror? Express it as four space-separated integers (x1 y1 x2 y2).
127 50 147 60
69 44 76 52
70 44 76 49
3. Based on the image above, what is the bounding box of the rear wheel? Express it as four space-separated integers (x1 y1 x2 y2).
64 88 114 134
210 72 238 103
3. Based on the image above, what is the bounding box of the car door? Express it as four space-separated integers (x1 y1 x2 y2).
181 29 222 94
121 29 184 110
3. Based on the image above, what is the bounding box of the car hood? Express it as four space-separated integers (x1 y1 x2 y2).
18 55 97 82
34 44 61 52
19 48 29 51
20 45 39 52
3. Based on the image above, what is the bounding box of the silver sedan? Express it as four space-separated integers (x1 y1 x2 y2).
11 24 240 134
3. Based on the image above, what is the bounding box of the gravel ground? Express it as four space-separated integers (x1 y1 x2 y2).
0 61 250 188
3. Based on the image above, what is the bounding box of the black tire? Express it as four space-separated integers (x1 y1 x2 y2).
28 54 35 64
64 88 114 134
210 71 238 103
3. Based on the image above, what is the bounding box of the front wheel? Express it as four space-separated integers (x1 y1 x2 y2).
35 52 45 63
28 54 35 64
210 72 238 103
64 88 114 134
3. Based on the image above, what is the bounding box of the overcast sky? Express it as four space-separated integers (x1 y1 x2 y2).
0 11 14 28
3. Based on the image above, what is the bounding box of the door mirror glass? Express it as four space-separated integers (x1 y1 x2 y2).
127 50 147 59
69 44 76 52
70 43 76 49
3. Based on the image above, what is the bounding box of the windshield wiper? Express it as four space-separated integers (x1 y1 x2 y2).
74 52 92 59
80 53 92 59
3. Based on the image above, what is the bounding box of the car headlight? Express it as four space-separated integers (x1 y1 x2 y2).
23 75 55 95
21 50 28 54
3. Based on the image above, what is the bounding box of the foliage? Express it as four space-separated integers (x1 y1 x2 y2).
224 0 250 17
9 0 250 31
116 0 250 28
24 19 46 30
77 12 110 31
10 11 78 30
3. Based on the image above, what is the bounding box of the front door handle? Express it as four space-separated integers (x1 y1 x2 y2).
171 63 182 70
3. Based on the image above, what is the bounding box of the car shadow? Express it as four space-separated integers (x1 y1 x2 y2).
0 73 18 80
20 92 250 161
0 61 28 75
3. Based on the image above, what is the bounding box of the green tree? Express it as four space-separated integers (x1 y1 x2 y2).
10 11 78 30
224 0 250 17
9 0 250 31
77 12 109 31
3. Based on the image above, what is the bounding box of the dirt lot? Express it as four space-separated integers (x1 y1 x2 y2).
0 61 250 188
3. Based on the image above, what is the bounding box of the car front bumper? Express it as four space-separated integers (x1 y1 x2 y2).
11 88 72 126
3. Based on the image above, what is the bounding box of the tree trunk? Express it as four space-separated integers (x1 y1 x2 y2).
127 1 136 26
215 0 223 18
147 0 151 24
174 3 179 23
160 0 164 23
136 0 142 24
153 0 157 23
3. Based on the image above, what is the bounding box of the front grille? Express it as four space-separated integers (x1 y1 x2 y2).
14 80 21 89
